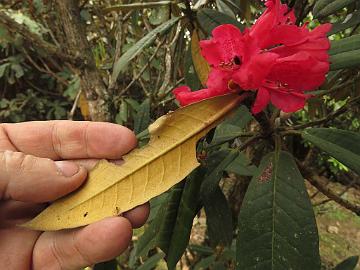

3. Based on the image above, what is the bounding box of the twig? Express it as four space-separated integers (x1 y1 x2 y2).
108 12 124 90
118 38 166 96
279 95 360 131
299 162 360 216
307 175 360 216
68 89 82 120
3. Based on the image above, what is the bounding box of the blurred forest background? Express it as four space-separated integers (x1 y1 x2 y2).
0 0 359 269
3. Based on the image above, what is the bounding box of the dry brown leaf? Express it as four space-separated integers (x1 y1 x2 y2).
191 30 211 87
22 94 245 231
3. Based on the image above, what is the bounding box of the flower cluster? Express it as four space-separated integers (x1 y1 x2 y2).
173 0 331 113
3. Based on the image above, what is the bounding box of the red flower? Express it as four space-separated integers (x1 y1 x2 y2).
173 0 331 114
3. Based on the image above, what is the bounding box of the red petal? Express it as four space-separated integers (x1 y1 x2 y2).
200 24 243 67
206 69 232 94
252 87 271 114
173 86 220 106
269 52 329 91
233 52 279 90
270 88 308 112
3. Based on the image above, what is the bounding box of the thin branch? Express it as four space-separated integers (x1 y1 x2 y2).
299 161 360 216
118 38 166 96
307 175 360 216
279 95 360 131
68 89 82 120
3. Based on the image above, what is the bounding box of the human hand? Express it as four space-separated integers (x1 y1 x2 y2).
0 121 149 270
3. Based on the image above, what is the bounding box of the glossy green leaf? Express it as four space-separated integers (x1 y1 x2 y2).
216 0 236 18
329 10 360 35
134 99 151 135
210 106 253 146
226 152 257 176
302 128 360 175
137 253 165 270
184 45 202 90
330 35 360 55
237 151 320 270
158 168 206 270
201 150 238 246
204 186 233 247
194 255 217 270
334 256 359 270
129 194 168 267
313 0 357 18
111 17 180 82
197 8 244 35
330 49 360 70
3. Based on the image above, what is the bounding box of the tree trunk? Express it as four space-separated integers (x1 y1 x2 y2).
55 0 111 121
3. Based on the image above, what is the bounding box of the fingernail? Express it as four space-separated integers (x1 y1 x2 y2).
55 161 80 177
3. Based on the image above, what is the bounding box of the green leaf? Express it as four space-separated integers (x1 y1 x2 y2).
158 168 206 270
129 194 168 267
226 152 257 176
216 0 236 18
197 8 244 35
302 128 360 175
11 63 24 79
334 256 359 270
201 150 238 246
134 99 151 135
137 253 165 270
93 259 117 270
224 105 253 127
313 0 357 18
210 106 253 146
184 45 202 90
0 63 10 78
236 151 320 270
330 35 360 55
330 49 360 70
194 254 217 270
149 6 170 25
204 186 233 247
111 17 180 83
329 10 360 35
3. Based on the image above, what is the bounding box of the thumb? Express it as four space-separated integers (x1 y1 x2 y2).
0 150 87 202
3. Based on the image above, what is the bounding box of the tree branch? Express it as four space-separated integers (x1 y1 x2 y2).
54 0 111 121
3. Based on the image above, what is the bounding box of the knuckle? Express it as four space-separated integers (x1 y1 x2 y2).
3 151 36 174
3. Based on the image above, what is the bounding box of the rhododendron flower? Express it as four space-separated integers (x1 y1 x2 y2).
173 0 331 114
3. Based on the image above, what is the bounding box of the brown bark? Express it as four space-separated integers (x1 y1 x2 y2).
54 0 111 121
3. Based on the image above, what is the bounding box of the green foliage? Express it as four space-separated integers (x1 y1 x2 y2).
237 152 321 270
302 128 360 175
334 256 359 270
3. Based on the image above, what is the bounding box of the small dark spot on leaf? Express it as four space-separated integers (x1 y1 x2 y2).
83 212 88 217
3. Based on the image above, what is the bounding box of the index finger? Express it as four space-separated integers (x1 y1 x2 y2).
0 121 137 160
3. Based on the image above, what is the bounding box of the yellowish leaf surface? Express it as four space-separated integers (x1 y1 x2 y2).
22 94 245 231
191 30 211 86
